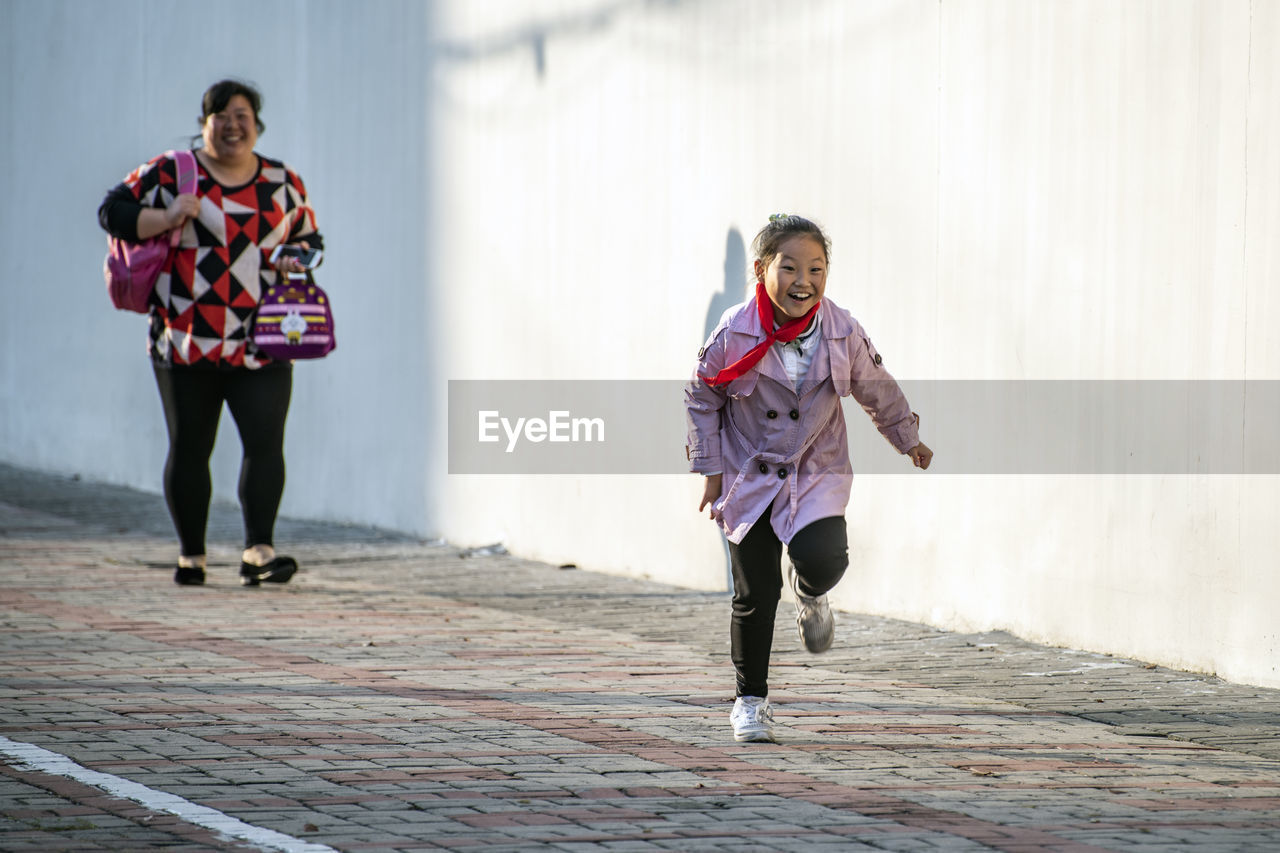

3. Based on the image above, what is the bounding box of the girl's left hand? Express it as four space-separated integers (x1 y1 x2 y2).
908 443 933 470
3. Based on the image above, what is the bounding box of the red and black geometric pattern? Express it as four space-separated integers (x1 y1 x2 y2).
120 152 323 368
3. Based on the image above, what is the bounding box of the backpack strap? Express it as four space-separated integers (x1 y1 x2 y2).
166 150 199 248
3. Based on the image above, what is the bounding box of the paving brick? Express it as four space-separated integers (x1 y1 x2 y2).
4 463 1280 851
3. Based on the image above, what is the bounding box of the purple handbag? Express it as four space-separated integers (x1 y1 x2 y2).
251 273 336 360
104 150 198 313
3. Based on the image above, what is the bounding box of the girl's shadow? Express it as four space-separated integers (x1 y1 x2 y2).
702 227 748 592
704 227 748 342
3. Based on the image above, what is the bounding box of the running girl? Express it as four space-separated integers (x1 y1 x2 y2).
685 214 932 742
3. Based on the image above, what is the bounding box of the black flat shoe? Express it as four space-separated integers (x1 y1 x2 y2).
174 567 206 586
239 555 298 587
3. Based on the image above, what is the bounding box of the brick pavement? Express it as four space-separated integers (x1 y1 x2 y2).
2 463 1280 851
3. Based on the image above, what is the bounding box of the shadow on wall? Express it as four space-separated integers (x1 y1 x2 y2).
703 227 747 342
700 227 748 593
430 0 649 78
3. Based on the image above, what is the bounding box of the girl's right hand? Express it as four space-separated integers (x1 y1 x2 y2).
698 473 723 517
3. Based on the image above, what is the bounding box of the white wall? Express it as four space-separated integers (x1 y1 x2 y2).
3 0 1278 687
427 0 1280 688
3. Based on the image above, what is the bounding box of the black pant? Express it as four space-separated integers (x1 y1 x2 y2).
728 512 848 698
153 363 292 557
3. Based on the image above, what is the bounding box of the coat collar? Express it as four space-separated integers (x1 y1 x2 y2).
727 295 854 340
724 296 854 390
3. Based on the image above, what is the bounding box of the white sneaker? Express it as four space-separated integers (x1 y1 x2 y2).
787 562 834 653
730 696 775 742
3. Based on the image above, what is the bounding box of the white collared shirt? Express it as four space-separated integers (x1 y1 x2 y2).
778 309 822 390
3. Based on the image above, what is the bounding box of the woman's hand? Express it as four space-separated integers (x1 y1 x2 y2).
273 240 312 276
164 193 200 229
698 473 723 517
135 194 200 241
908 443 933 470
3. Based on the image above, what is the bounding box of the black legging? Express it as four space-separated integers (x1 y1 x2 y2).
153 363 292 557
728 512 848 699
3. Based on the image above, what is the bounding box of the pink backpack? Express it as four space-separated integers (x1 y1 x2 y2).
104 150 198 313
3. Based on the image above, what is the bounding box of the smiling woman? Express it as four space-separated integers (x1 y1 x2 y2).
97 79 324 588
195 80 266 188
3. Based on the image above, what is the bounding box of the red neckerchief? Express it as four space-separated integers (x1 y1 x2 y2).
701 280 820 387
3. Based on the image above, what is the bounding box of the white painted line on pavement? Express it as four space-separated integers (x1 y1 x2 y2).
0 735 337 853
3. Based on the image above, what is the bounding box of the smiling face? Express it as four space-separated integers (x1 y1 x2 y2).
755 235 828 326
201 94 259 164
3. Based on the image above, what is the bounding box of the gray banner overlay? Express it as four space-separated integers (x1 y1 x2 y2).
448 380 1280 475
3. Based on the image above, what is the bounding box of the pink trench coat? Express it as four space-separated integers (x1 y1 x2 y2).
685 296 920 545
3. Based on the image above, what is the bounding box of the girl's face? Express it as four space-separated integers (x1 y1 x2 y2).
755 235 828 326
202 94 259 163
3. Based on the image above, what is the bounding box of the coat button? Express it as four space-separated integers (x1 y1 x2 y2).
759 462 768 474
789 409 799 420
766 409 778 419
873 353 883 366
777 468 788 479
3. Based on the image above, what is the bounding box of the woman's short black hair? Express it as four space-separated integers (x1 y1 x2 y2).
199 79 266 135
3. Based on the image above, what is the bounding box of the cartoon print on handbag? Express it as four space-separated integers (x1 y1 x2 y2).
251 276 335 360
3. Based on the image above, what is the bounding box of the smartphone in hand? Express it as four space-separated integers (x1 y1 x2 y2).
269 244 323 269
